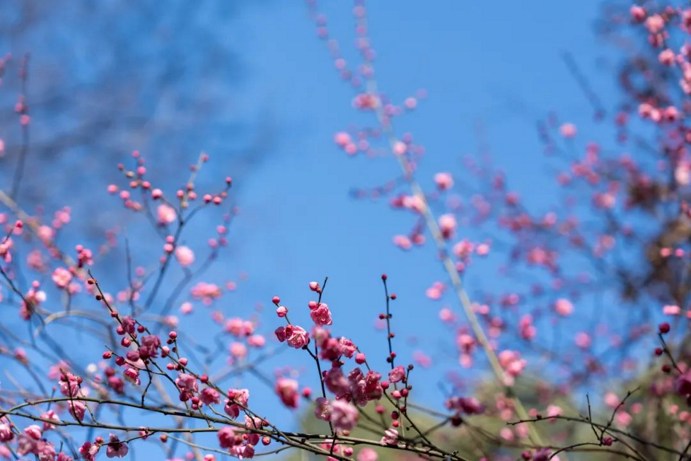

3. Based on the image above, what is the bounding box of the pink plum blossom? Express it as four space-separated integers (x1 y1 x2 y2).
434 172 454 190
275 378 299 408
105 434 128 458
157 204 177 225
51 267 73 289
330 399 359 431
174 245 195 266
309 302 333 326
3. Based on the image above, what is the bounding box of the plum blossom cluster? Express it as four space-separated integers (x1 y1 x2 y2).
270 278 441 459
107 152 232 213
12 425 69 460
217 425 259 459
78 434 128 461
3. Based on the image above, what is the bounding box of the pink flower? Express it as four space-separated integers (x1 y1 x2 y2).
675 162 690 186
330 399 359 431
138 335 161 360
248 334 265 347
27 249 45 271
230 342 247 359
180 301 193 314
79 442 100 461
243 418 263 438
519 314 536 341
19 284 46 320
334 131 351 147
190 282 221 304
645 14 664 33
338 337 357 358
275 325 310 349
380 427 398 446
225 388 250 418
175 373 198 402
157 204 177 225
546 405 562 419
616 411 632 427
318 337 342 361
0 237 13 263
123 367 141 385
388 366 406 384
17 425 42 456
24 425 42 441
434 172 454 190
225 318 255 337
476 243 490 255
51 267 73 289
425 281 445 300
0 420 13 442
58 372 83 398
559 123 577 138
630 5 646 22
13 347 27 364
324 367 350 398
554 298 573 316
436 309 454 327
40 410 60 431
393 234 412 250
106 434 128 458
593 192 616 209
217 427 236 449
230 445 255 459
498 350 526 385
36 440 57 461
69 401 86 422
274 326 287 342
174 245 195 267
663 304 681 316
309 302 333 326
659 49 676 66
438 214 457 239
48 361 71 380
200 387 221 405
352 93 379 110
401 195 425 213
275 378 299 408
37 225 54 244
349 369 383 405
445 396 485 415
392 140 407 155
575 332 591 349
453 240 474 259
357 448 379 461
604 392 619 408
314 397 331 421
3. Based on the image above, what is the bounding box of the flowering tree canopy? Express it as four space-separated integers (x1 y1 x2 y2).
0 1 690 461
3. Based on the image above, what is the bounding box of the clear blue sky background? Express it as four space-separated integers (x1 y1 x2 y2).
1 1 633 458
